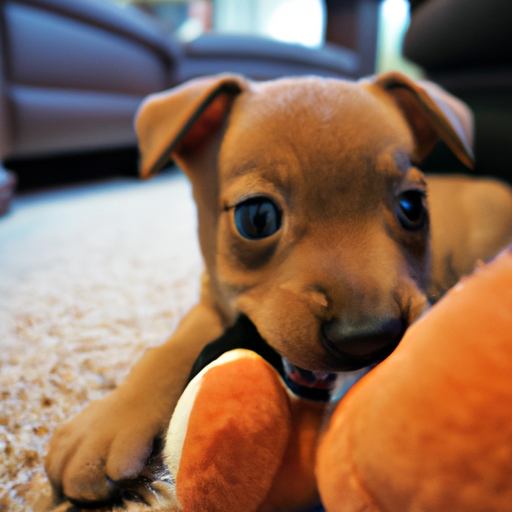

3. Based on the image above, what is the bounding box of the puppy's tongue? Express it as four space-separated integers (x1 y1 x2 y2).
282 358 375 402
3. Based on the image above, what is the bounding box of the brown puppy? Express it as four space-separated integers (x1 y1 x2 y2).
45 72 512 504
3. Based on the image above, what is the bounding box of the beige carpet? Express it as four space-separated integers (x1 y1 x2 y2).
0 171 203 511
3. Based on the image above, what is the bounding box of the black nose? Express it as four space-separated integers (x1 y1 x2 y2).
321 317 405 371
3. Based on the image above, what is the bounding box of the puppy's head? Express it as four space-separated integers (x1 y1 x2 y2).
136 72 473 372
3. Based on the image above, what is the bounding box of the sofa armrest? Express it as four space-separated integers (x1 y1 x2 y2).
16 0 181 64
178 33 358 83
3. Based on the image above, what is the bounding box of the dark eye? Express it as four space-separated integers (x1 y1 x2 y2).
234 198 281 240
397 190 426 230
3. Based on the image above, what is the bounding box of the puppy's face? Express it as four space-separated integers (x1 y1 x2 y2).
136 73 473 372
214 79 430 371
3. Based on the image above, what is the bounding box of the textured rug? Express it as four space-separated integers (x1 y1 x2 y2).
0 171 203 511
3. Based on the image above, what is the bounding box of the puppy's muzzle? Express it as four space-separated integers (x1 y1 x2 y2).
321 317 405 371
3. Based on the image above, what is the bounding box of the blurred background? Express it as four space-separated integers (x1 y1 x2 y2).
0 0 510 212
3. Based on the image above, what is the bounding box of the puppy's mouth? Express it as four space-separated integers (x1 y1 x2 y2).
320 316 407 372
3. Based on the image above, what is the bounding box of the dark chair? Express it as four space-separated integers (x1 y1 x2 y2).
403 0 512 182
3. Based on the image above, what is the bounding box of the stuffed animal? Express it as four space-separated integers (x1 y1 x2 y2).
164 314 343 512
316 244 512 512
154 245 512 512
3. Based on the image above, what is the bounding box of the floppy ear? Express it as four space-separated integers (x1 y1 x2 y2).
135 74 249 179
370 71 474 169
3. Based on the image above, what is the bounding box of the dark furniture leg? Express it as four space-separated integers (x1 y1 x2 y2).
0 165 16 216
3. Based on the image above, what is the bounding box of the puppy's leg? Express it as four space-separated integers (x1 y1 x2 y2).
427 175 512 298
45 299 225 504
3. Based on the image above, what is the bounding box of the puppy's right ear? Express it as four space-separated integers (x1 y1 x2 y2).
135 74 249 179
369 72 474 169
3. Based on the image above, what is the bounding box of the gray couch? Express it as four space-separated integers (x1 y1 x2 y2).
0 0 381 162
0 0 380 210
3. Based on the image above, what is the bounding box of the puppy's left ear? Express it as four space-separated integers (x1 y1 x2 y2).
370 72 474 168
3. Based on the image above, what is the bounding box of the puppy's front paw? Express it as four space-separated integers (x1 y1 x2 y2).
45 390 165 505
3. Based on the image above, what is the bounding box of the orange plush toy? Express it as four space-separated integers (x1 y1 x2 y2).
162 315 338 512
317 245 512 511
158 246 512 512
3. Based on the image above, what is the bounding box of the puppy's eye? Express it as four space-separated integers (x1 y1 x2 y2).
397 190 426 230
234 198 281 239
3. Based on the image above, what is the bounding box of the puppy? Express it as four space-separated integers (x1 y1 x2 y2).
45 72 512 505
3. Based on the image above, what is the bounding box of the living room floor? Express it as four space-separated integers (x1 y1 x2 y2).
0 171 204 509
